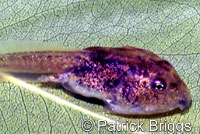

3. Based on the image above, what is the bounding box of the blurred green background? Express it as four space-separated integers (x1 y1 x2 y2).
0 0 199 133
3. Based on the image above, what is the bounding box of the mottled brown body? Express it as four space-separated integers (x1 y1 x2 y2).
0 46 192 115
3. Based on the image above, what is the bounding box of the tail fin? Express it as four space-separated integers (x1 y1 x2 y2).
0 40 78 54
0 51 82 74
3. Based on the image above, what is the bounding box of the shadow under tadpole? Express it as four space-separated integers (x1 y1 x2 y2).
40 82 192 119
109 103 192 119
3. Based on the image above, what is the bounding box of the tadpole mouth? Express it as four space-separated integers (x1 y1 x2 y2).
178 98 192 111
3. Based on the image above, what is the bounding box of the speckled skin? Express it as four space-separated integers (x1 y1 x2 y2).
0 46 192 115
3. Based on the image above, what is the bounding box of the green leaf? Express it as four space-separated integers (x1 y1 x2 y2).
0 0 199 133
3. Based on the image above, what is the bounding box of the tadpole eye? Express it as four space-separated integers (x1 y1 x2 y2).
151 79 167 91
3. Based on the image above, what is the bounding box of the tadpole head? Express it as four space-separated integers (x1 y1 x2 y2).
103 59 192 115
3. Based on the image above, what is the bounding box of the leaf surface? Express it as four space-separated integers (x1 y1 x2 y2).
0 0 199 133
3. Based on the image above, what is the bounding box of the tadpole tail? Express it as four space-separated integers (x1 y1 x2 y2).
0 51 89 74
